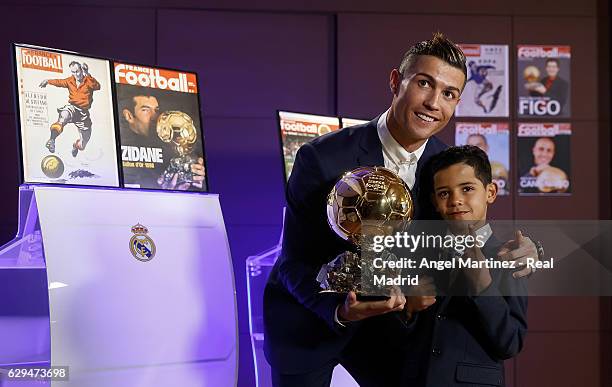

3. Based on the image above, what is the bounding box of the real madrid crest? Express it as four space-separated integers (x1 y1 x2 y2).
130 223 156 262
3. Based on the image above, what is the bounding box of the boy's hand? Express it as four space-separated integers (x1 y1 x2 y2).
463 225 492 294
404 276 436 320
338 286 406 322
497 230 538 278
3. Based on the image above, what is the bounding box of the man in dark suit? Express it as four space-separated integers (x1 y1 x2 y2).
264 33 536 387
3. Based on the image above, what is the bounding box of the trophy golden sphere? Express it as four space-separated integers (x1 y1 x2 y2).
156 111 197 154
536 166 569 193
41 155 64 179
327 166 413 244
523 65 540 83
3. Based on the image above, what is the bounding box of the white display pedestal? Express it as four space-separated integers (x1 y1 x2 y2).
0 185 237 387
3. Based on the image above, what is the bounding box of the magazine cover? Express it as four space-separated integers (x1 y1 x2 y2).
341 117 369 128
456 44 509 117
517 123 571 195
278 111 340 181
455 122 510 195
517 45 571 118
114 62 207 191
14 44 120 186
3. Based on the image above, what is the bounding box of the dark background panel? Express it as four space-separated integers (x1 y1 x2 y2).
157 10 334 118
0 113 20 244
0 5 156 115
516 332 602 387
203 117 286 226
509 0 597 16
505 359 514 387
1 0 599 16
337 14 512 119
528 297 601 331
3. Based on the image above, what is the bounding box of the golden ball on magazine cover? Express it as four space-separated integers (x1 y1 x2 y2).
156 110 198 156
40 155 64 179
317 124 332 136
523 65 540 82
536 166 569 193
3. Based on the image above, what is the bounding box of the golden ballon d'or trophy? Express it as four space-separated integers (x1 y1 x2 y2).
156 111 199 187
316 166 414 298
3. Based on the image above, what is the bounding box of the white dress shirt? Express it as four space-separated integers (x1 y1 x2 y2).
377 109 428 189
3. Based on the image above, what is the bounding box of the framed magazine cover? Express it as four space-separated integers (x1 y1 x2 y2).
517 45 571 118
13 43 121 187
517 122 571 196
112 61 208 192
277 110 340 183
340 117 369 128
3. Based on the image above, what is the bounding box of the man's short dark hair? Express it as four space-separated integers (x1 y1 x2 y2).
118 91 157 125
398 32 467 81
120 93 157 114
68 61 81 69
430 145 492 187
545 58 560 67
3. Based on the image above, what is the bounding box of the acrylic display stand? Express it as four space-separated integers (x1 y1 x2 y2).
246 208 358 387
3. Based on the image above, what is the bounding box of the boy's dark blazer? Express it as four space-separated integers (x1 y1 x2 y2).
263 117 447 374
400 237 528 387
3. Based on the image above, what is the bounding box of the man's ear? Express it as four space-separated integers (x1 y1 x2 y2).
389 69 401 95
486 182 498 204
122 109 134 123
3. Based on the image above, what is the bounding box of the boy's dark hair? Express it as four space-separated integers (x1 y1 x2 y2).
430 145 492 187
398 32 467 83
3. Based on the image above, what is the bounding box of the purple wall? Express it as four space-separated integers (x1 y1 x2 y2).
0 1 609 386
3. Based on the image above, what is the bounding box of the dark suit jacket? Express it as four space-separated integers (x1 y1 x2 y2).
263 117 448 374
400 237 528 387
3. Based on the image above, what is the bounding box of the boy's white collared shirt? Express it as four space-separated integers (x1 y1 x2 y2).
377 109 428 189
445 223 493 246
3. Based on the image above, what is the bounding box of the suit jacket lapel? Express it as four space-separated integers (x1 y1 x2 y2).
413 137 444 197
356 118 384 167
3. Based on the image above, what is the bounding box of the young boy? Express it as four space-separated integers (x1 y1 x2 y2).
401 145 528 386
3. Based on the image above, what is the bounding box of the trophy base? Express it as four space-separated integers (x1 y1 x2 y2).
356 294 390 301
319 290 390 302
159 154 197 187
